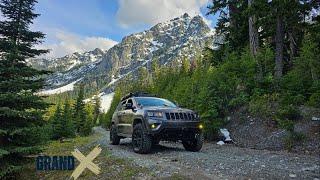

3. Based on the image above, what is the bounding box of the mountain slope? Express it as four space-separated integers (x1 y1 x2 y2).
32 13 219 94
28 48 105 72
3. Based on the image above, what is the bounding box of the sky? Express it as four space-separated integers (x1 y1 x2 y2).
32 0 218 58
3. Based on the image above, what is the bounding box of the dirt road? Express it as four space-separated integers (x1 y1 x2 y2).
92 127 319 179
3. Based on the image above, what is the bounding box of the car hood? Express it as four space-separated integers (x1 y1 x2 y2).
141 106 194 113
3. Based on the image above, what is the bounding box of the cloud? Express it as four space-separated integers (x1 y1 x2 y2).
116 0 209 27
37 29 118 58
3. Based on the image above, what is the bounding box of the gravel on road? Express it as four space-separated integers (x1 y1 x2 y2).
93 127 320 180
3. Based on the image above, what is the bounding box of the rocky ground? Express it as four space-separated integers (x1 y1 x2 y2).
227 106 320 156
92 127 320 180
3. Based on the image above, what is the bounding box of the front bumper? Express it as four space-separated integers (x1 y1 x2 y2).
147 118 202 140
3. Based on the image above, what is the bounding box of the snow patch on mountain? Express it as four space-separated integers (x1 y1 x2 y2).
100 92 115 112
83 92 115 112
107 75 120 86
38 78 82 95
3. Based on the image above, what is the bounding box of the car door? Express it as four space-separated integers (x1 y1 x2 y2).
117 100 127 134
121 98 135 135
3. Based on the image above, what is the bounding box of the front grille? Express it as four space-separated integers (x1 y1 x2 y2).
175 113 180 119
165 112 196 121
165 113 171 119
170 113 175 119
188 113 192 120
183 113 188 120
179 113 183 119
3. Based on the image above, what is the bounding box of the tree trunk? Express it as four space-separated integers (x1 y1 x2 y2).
248 0 259 56
275 14 284 80
248 0 262 81
288 31 297 66
229 3 237 29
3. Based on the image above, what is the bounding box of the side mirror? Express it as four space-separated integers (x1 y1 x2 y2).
125 103 133 110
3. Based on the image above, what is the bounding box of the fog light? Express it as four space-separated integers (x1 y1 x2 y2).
198 124 203 129
151 124 156 129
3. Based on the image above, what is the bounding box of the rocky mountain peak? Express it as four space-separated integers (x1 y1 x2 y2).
182 12 190 18
91 48 104 55
36 14 220 93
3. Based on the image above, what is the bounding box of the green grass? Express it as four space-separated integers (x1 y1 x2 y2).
20 133 190 179
19 134 150 180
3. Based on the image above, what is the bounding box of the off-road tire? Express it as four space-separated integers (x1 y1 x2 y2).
152 138 161 146
132 124 152 154
182 133 204 152
110 124 120 145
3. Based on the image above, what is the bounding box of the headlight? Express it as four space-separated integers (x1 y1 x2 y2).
147 111 163 118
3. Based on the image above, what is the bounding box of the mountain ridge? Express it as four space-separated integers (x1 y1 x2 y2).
31 13 220 94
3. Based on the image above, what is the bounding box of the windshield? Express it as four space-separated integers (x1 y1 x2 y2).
135 97 177 108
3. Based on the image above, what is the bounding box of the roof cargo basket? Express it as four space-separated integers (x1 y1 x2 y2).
121 92 156 101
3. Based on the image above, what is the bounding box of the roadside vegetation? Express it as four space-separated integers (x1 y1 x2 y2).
48 84 101 138
21 132 150 180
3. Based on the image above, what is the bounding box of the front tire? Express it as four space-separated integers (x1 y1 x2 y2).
152 138 161 147
182 132 204 152
132 124 152 154
110 124 120 145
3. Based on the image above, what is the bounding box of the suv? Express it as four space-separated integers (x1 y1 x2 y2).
110 92 204 154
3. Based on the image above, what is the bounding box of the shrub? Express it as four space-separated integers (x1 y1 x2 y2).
203 118 225 140
277 119 294 132
228 92 249 109
279 93 305 106
308 92 320 108
284 131 306 150
276 105 301 121
249 94 276 118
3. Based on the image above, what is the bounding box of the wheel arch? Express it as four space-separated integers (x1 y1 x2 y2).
133 118 143 127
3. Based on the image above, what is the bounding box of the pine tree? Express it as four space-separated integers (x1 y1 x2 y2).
137 67 149 89
93 96 100 125
81 104 94 136
62 99 75 138
74 84 87 135
181 58 191 75
207 0 248 52
0 0 49 178
51 104 63 139
151 58 161 80
51 100 75 139
103 88 122 128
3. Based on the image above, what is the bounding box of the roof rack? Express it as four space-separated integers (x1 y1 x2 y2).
121 92 155 101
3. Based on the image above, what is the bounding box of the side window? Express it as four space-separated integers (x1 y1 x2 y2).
117 100 126 111
127 99 133 105
124 99 133 110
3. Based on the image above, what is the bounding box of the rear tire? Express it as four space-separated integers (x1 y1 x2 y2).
132 124 152 154
110 124 120 145
182 133 204 152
